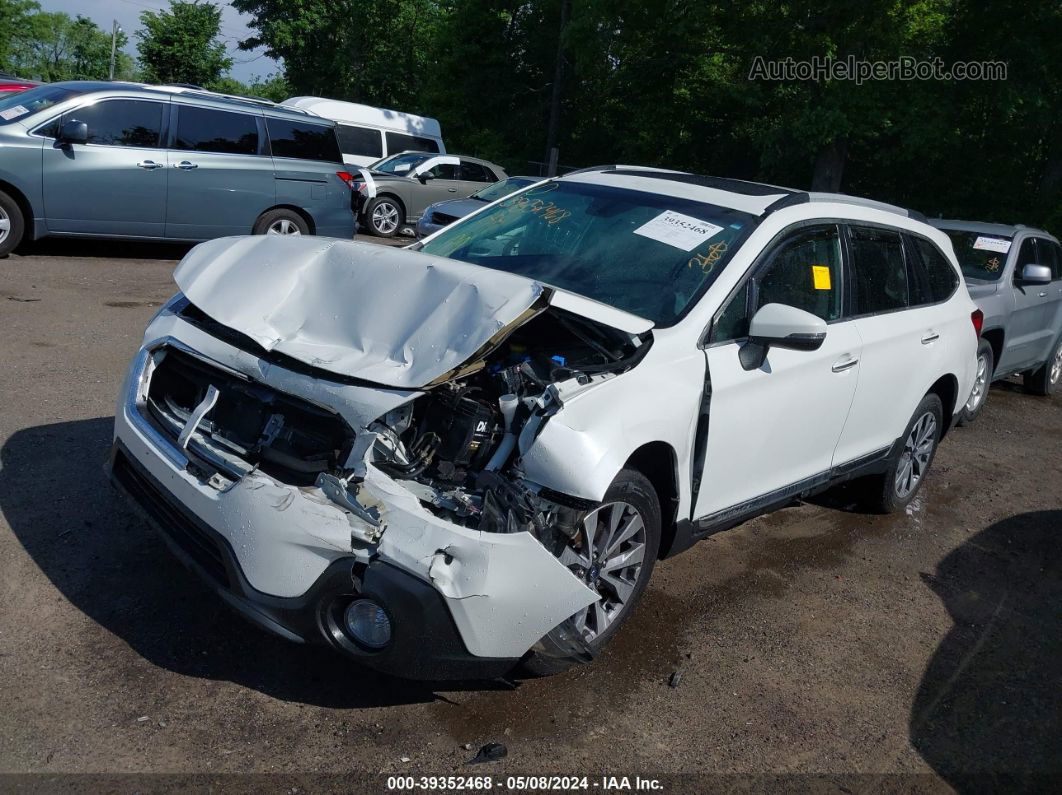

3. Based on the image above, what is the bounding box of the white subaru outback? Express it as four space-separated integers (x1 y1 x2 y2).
110 167 979 679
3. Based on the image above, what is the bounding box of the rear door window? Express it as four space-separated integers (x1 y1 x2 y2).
66 99 164 148
385 131 440 154
266 117 342 162
847 226 909 315
336 123 383 158
174 105 259 155
460 161 493 182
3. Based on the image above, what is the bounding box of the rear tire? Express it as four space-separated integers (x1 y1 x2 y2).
958 339 994 425
253 208 309 236
0 189 25 257
864 393 943 514
1023 336 1062 396
363 196 403 237
520 469 661 677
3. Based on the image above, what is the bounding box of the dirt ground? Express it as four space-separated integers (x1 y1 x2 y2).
0 238 1059 792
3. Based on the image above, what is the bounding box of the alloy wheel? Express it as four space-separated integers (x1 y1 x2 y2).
0 205 9 245
1051 342 1062 386
557 501 646 642
895 411 937 499
965 352 989 412
267 218 302 235
372 202 399 234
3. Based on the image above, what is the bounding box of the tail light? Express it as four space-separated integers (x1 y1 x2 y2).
971 308 984 337
336 171 356 189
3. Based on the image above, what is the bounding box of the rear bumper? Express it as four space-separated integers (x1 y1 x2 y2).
109 441 518 680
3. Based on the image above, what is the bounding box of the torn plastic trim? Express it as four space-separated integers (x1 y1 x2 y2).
354 463 601 659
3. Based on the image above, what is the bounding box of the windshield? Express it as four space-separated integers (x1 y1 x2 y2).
419 180 754 325
370 152 431 175
0 85 88 125
942 230 1012 281
471 177 536 202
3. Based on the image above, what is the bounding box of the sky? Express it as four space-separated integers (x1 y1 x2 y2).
36 0 282 83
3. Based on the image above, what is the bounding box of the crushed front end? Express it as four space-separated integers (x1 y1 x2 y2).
109 252 651 679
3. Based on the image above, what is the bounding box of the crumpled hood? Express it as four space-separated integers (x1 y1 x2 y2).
174 236 547 389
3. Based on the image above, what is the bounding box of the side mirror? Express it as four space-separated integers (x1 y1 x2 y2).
417 171 434 183
58 119 88 145
740 303 827 370
1019 263 1052 285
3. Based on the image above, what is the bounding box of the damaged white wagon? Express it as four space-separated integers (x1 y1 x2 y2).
110 168 979 679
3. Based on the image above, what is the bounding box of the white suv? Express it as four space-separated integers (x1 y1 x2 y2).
110 167 979 679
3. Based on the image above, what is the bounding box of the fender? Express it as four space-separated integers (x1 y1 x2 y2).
519 347 705 517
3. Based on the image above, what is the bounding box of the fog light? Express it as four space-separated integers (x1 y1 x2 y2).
343 599 392 649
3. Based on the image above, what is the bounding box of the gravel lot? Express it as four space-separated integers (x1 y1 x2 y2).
1 237 1059 791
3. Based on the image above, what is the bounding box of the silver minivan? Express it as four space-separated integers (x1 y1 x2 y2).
0 82 355 256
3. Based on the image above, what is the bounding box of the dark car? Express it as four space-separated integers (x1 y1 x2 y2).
416 176 537 238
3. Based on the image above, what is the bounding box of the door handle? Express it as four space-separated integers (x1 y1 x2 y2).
921 332 940 344
1038 291 1048 298
173 160 198 170
447 188 457 192
832 356 859 373
136 160 163 170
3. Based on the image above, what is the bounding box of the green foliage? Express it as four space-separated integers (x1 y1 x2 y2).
1 2 133 81
136 0 232 86
231 0 441 109
3 0 1059 230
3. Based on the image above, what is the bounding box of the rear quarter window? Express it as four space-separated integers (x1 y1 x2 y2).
916 238 960 302
266 117 342 162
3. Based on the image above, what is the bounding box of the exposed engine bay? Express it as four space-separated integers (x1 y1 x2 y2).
367 307 650 540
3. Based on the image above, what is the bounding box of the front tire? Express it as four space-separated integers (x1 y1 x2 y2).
958 339 994 425
0 189 25 257
521 469 661 676
363 196 403 237
864 393 943 514
1023 336 1062 396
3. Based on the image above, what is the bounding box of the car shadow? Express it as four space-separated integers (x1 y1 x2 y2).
0 418 509 707
910 510 1062 789
15 237 194 260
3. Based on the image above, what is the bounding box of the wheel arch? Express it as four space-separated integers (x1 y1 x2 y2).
980 327 1004 377
256 204 316 235
0 178 37 242
623 441 680 559
926 373 959 438
366 192 406 218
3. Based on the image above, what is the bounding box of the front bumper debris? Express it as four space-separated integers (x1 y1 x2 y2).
109 320 599 675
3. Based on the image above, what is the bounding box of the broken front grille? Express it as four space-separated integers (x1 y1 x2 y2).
144 346 355 486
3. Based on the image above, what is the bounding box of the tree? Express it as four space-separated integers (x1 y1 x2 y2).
137 0 232 86
4 9 132 81
232 0 440 109
0 0 39 72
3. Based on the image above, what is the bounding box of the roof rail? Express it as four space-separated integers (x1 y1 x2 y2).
804 192 926 222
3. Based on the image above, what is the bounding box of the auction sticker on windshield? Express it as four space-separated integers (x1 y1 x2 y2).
0 105 29 120
633 210 723 251
972 236 1011 254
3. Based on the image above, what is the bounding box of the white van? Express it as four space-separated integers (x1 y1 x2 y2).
281 97 445 168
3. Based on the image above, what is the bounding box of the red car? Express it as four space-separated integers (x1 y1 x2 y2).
0 74 39 94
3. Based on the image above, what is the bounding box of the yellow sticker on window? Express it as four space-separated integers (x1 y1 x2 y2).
812 265 832 290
